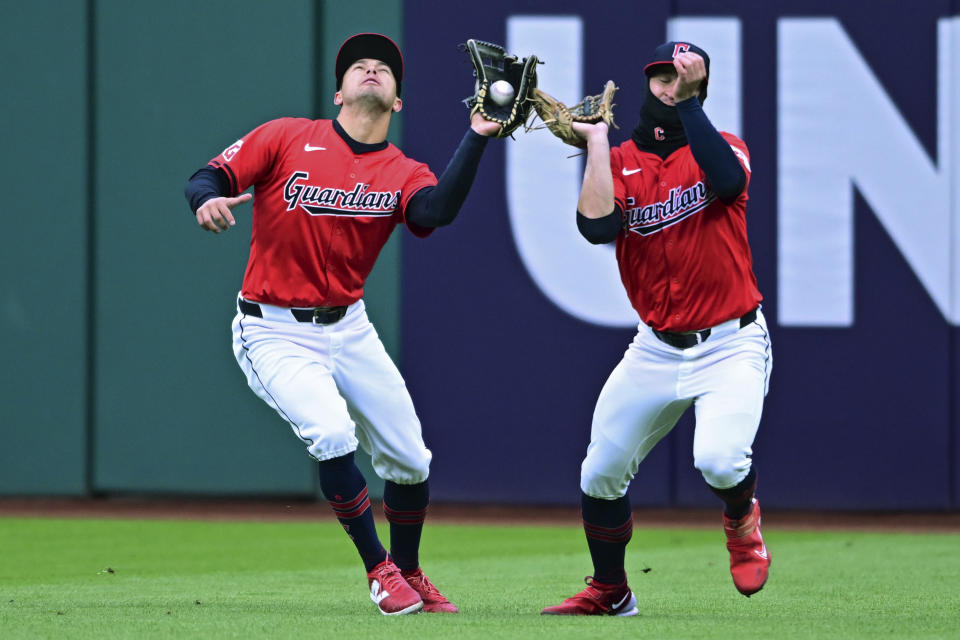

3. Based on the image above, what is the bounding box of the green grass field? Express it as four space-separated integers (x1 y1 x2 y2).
1 516 957 639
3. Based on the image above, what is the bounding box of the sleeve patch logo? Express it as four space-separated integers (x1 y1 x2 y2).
221 139 243 162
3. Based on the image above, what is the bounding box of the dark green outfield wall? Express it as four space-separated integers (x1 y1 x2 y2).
1 1 89 494
0 0 403 497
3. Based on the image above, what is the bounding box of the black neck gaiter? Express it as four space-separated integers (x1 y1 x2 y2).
631 85 688 159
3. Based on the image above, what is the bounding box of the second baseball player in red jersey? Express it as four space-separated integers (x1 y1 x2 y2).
614 125 760 330
185 33 505 616
542 41 773 616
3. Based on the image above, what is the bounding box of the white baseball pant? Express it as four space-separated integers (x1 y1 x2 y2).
581 309 772 499
232 296 431 484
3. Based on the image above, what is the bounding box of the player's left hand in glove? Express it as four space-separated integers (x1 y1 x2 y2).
462 39 540 138
528 80 619 148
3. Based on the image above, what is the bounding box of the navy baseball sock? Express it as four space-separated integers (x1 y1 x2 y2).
709 466 758 519
581 492 633 585
382 480 429 573
318 452 387 572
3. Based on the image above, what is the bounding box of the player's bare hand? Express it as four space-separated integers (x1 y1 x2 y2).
572 121 609 144
195 193 252 233
672 52 707 103
470 112 504 137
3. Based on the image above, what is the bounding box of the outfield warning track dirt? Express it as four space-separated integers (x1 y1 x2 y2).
1 498 959 532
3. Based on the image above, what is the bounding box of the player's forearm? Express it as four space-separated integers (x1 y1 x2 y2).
405 129 489 228
577 135 615 218
676 97 745 201
184 166 230 213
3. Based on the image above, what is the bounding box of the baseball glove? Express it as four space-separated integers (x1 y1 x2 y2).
528 80 619 148
462 39 540 138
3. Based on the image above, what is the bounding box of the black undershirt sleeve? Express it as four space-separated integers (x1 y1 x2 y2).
676 97 746 203
405 128 489 228
184 166 230 214
577 206 622 244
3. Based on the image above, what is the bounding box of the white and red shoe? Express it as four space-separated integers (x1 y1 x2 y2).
402 568 459 613
366 559 423 615
541 576 637 616
724 498 771 596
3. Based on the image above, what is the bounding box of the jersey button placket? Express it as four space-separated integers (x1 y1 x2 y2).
342 158 357 235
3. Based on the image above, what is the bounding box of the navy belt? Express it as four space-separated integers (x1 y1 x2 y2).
652 308 758 350
238 298 348 325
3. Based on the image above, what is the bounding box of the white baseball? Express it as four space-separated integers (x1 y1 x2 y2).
489 80 515 106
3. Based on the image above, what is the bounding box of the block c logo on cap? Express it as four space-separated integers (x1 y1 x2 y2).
672 43 691 57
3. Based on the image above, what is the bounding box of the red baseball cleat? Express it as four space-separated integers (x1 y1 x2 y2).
366 559 423 615
724 498 771 596
541 576 638 616
402 568 459 613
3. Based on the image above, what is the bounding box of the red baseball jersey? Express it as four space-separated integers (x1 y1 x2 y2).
611 132 762 332
208 118 437 307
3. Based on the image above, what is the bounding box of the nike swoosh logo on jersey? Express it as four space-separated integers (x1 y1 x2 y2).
622 167 642 175
370 580 389 604
304 143 327 152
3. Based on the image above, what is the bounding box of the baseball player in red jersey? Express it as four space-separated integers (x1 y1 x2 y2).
184 33 503 616
541 42 773 616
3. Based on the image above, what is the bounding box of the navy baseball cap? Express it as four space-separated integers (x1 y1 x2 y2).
643 41 711 77
335 33 404 94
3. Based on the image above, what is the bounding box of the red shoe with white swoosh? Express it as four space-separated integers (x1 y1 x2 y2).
366 559 423 615
541 576 637 616
724 498 771 596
